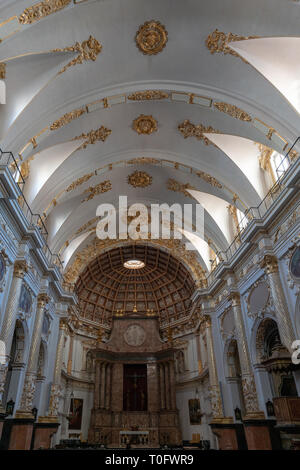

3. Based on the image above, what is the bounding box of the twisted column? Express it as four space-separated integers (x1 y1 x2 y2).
261 255 295 352
0 260 27 405
230 292 264 419
94 360 100 409
48 319 67 417
18 293 49 413
204 316 224 421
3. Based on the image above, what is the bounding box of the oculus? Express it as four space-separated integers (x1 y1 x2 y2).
124 260 145 269
290 247 300 280
132 114 158 135
135 20 168 55
127 170 152 188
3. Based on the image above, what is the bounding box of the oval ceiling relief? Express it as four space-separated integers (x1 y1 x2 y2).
247 280 270 320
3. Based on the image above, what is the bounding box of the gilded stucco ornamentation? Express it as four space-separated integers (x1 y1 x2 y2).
213 102 252 122
18 0 71 24
128 90 169 100
73 126 112 149
167 178 196 198
0 63 6 79
66 172 94 192
194 171 222 188
128 170 153 188
75 217 99 235
50 108 86 131
132 114 158 135
53 35 102 75
135 20 168 55
127 157 160 165
205 29 259 64
178 120 220 145
81 180 112 202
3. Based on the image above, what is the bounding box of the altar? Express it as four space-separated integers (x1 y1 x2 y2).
88 313 182 448
120 430 149 447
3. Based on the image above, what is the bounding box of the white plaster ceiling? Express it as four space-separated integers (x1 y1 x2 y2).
1 0 300 278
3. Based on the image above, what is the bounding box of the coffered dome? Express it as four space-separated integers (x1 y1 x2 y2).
75 245 195 327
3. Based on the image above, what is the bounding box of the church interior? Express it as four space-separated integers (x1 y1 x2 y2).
0 0 299 451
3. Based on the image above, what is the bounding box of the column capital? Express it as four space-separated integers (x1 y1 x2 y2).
229 291 241 307
13 260 28 278
37 293 50 308
59 318 68 331
260 254 278 274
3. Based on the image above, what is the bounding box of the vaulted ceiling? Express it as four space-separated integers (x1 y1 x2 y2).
1 0 299 281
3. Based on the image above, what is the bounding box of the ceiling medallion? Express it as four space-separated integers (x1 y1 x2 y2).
132 114 158 135
135 20 168 55
123 260 145 270
128 170 152 188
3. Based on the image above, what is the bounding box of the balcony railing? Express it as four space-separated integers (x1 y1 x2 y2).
207 139 300 285
0 149 64 274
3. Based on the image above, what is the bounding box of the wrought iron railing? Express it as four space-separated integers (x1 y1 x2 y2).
0 149 64 274
207 139 300 286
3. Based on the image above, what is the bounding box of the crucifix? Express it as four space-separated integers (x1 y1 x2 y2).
125 369 147 411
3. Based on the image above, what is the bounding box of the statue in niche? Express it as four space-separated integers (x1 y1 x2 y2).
188 398 202 424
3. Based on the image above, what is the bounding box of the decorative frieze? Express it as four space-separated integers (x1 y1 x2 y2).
213 102 252 122
81 180 112 202
18 0 71 25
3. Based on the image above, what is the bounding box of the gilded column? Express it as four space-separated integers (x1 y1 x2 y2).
0 260 28 405
17 293 49 415
261 255 295 352
203 316 224 421
48 319 67 417
67 332 74 375
230 292 264 419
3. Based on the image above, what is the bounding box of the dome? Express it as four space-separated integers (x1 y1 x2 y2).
75 245 195 327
